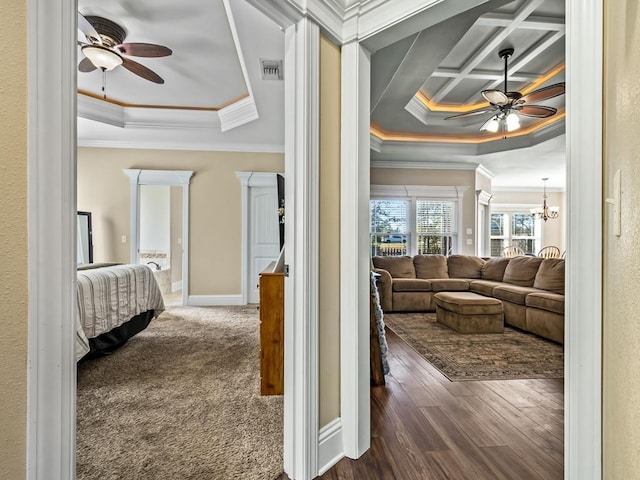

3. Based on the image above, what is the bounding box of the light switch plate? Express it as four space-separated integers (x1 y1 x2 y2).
466 238 473 245
121 235 127 243
466 228 473 235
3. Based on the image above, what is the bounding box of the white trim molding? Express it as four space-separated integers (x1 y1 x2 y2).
236 171 281 305
187 295 245 306
27 0 77 478
565 0 602 478
123 169 195 306
282 18 321 479
77 138 285 153
318 419 345 475
340 40 371 460
371 160 481 170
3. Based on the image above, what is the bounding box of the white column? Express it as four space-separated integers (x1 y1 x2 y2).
340 40 371 459
283 18 320 480
566 0 603 479
27 0 77 478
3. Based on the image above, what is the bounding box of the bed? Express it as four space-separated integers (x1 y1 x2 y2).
76 263 165 361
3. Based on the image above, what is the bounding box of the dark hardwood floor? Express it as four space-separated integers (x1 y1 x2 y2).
282 327 564 480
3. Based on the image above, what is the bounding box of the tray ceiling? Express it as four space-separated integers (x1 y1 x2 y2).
370 0 566 151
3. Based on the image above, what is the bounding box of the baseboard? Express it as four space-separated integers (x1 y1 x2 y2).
187 295 245 306
318 418 344 476
171 281 183 293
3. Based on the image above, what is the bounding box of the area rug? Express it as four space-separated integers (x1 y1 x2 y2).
384 312 564 382
76 305 283 480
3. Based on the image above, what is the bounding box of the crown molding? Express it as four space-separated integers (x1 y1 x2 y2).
78 93 223 129
404 95 430 125
371 160 479 170
244 0 445 46
369 133 383 152
77 93 124 127
491 185 566 193
476 164 494 179
218 96 260 132
77 138 284 153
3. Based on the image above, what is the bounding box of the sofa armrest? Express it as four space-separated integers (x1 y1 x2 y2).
373 268 393 312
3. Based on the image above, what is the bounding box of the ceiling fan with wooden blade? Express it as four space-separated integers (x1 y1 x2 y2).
444 48 565 133
77 12 172 84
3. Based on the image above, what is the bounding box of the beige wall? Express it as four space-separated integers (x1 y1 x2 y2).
318 35 341 427
78 148 283 296
0 1 27 477
603 1 640 476
370 168 477 254
491 190 566 252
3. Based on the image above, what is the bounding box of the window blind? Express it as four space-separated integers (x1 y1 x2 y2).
370 200 408 233
416 200 456 235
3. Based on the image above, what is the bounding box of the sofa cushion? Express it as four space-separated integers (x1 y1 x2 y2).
447 255 485 279
372 256 416 278
392 278 432 292
533 258 565 295
526 292 564 315
469 280 504 297
502 256 544 287
433 291 503 315
430 279 469 292
413 255 448 279
493 285 543 305
481 257 511 281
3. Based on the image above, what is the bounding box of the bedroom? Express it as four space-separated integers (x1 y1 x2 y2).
75 0 287 478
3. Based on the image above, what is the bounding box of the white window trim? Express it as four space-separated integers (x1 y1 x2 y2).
490 206 543 255
371 185 466 256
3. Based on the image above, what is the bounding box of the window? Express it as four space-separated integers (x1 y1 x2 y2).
370 197 458 257
416 200 456 255
490 211 540 256
370 199 409 256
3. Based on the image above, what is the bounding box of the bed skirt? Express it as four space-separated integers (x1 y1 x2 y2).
80 309 155 362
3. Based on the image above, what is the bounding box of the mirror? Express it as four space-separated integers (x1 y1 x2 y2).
77 211 93 265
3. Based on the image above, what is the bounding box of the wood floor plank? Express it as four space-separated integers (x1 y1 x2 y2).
316 328 564 479
480 445 548 480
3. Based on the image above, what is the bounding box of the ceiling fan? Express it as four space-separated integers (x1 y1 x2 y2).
444 48 565 133
77 12 172 85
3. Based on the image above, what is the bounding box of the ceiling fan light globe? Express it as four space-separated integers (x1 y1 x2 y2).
485 118 500 133
506 112 520 132
82 45 123 71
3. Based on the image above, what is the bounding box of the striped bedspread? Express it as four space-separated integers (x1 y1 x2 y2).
76 264 165 361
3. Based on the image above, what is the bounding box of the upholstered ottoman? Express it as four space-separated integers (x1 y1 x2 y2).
433 291 504 334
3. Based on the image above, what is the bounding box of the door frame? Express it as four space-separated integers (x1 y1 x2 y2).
26 1 603 480
123 169 194 307
236 171 281 305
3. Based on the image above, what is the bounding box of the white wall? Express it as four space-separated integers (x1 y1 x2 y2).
140 185 171 254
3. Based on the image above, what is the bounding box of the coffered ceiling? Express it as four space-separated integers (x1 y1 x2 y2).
76 0 567 188
370 0 566 187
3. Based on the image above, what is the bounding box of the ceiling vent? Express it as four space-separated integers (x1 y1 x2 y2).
260 59 283 80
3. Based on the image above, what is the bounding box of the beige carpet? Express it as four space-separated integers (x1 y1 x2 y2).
76 305 283 480
384 312 564 382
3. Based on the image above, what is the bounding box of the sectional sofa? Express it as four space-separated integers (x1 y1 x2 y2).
372 254 565 344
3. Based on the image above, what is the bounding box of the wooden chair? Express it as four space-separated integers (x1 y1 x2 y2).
537 246 561 258
501 245 525 258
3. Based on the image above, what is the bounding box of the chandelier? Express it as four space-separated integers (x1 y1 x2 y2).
530 178 559 221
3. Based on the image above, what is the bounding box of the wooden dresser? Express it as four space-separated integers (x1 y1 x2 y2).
259 261 284 395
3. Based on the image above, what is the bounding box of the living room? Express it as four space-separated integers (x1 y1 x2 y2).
357 0 567 478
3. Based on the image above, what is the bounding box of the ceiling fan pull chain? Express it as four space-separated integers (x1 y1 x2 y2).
102 68 107 99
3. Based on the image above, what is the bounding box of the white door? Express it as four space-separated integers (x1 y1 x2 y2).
248 186 280 303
